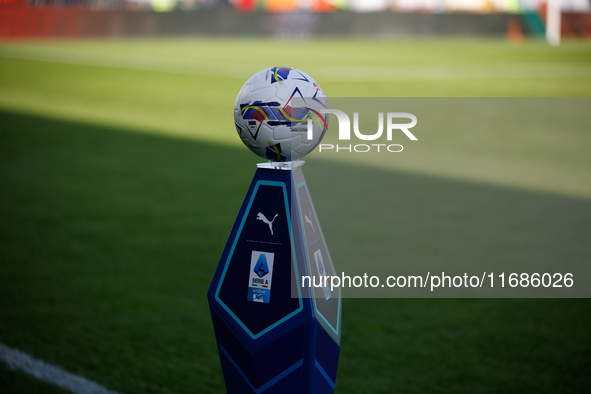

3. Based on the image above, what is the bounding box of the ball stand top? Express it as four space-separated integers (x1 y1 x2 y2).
256 160 305 170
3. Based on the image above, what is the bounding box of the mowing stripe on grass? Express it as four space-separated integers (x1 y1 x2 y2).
1 44 590 82
0 343 121 394
0 44 262 79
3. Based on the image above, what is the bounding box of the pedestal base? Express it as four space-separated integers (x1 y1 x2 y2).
208 165 341 393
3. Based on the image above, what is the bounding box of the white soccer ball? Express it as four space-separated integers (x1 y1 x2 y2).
234 67 328 162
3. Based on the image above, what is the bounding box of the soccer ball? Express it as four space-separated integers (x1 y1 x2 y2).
234 67 328 162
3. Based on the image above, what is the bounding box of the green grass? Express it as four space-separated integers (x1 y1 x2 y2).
1 38 590 393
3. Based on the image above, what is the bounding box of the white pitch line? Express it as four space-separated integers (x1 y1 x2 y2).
0 343 121 394
308 63 591 82
1 44 590 82
0 45 262 79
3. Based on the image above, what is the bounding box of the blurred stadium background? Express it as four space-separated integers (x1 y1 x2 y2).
1 0 591 393
0 0 590 39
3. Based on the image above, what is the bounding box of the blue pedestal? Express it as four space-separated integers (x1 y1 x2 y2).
208 164 341 393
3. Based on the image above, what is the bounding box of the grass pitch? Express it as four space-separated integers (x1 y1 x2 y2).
1 38 590 393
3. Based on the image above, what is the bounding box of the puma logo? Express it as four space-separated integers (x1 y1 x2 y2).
257 212 278 235
304 212 315 232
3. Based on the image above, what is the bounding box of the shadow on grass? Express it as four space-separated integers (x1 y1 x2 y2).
0 110 589 393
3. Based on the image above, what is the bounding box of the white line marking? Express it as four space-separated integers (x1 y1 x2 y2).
308 63 591 82
1 44 590 81
0 44 262 79
0 342 121 394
